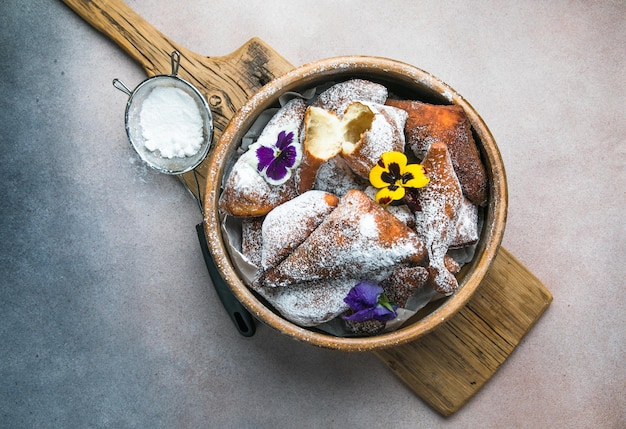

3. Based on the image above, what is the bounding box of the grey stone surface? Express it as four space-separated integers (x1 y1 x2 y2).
1 1 624 428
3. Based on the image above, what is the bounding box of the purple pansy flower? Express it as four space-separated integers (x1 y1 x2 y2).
342 281 398 322
252 126 302 185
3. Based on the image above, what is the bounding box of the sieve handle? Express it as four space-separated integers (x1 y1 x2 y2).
196 224 256 337
170 51 180 76
112 78 132 96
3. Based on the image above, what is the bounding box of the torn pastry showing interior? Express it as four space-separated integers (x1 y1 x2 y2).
218 78 488 336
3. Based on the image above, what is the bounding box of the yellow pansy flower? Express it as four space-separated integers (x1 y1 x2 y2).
369 151 429 205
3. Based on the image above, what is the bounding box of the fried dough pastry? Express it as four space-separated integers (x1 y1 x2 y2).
260 190 427 288
261 190 339 270
296 103 373 193
219 98 306 217
381 266 429 308
313 155 366 197
251 278 355 327
219 158 299 217
386 99 488 206
413 142 464 295
313 78 388 116
297 102 407 193
340 102 407 178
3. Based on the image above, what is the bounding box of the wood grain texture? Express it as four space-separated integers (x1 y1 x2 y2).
373 247 552 416
63 0 552 416
62 0 294 203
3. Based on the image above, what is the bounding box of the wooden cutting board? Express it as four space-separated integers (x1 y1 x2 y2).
63 0 553 416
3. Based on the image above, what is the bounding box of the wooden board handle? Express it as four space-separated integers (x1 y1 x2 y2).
62 0 295 202
62 0 182 76
61 0 294 121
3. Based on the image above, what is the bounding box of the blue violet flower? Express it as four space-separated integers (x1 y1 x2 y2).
250 124 302 186
343 281 398 322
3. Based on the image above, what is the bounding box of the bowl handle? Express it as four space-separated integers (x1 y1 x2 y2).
196 224 256 337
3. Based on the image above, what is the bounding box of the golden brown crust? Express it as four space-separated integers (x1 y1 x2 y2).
219 159 298 217
414 142 464 295
220 82 487 329
260 190 427 288
219 99 306 217
296 107 345 194
261 190 339 270
386 99 488 206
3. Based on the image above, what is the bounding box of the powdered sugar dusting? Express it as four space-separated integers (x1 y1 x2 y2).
313 156 366 196
219 151 297 216
251 278 354 326
341 102 408 178
358 213 378 238
414 143 464 295
313 79 388 116
450 198 479 248
219 73 485 331
262 190 338 269
261 190 426 287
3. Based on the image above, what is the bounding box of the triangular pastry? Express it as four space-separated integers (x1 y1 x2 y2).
251 278 355 327
260 189 427 288
219 98 306 217
261 190 339 270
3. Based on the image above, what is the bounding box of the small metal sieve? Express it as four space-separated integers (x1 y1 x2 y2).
113 51 213 175
113 52 255 337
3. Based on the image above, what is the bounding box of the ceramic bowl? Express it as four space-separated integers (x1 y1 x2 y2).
203 56 507 351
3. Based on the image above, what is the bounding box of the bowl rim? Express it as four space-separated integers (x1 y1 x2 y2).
203 55 508 351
